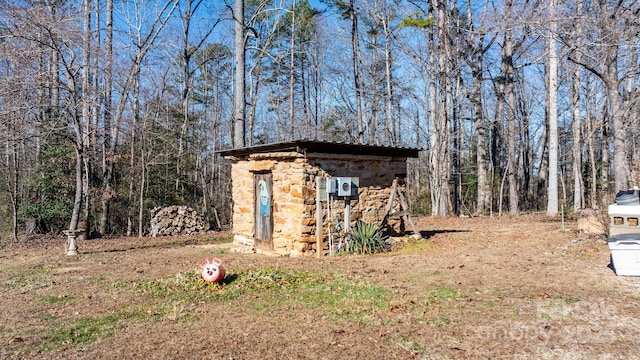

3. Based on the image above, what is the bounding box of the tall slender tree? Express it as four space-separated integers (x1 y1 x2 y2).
546 0 558 216
99 0 114 235
429 0 451 216
504 11 518 215
462 0 493 214
233 0 246 148
570 0 584 211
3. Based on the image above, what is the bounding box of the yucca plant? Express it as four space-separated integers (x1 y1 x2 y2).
347 220 389 254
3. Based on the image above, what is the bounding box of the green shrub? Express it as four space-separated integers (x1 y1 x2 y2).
19 143 74 233
348 220 389 254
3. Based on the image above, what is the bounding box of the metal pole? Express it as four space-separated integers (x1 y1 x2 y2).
344 196 351 251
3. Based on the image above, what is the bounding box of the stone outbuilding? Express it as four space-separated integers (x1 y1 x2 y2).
218 140 420 256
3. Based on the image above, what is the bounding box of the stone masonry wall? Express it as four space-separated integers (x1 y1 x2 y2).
229 152 408 256
300 156 407 255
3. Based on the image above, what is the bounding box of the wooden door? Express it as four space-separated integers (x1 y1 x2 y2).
254 173 273 250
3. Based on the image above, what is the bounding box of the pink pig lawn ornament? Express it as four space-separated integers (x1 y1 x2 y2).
201 258 225 283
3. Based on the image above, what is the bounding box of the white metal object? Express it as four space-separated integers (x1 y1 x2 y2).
337 177 352 197
326 177 337 195
608 204 640 236
608 204 640 216
344 197 351 239
608 234 640 276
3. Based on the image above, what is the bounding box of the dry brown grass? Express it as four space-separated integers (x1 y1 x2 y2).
1 215 639 359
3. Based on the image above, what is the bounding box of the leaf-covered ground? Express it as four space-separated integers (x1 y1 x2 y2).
1 214 639 359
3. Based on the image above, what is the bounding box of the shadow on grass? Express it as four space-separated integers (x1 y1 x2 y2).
79 233 233 255
419 229 471 240
220 273 239 285
607 254 618 275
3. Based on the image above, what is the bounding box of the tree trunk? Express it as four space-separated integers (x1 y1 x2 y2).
100 0 114 235
126 66 139 237
571 0 584 211
288 0 296 140
382 11 396 146
585 79 597 208
606 71 630 192
452 75 461 216
516 77 533 208
429 0 451 216
70 144 84 232
467 0 490 214
63 61 85 232
571 62 583 211
546 0 559 216
82 0 92 223
233 0 246 148
177 0 193 190
138 117 147 238
69 82 84 233
600 119 609 192
494 58 506 216
504 1 518 215
4 122 19 243
248 69 260 146
349 0 364 144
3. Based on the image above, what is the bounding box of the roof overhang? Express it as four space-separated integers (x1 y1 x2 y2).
216 139 421 159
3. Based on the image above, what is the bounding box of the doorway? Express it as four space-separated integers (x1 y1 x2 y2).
254 172 273 250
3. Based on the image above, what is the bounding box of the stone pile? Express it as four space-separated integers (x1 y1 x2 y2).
150 206 209 237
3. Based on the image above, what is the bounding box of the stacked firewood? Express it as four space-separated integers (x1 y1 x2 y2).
150 206 209 237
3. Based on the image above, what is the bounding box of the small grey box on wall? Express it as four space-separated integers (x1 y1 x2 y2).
337 177 352 196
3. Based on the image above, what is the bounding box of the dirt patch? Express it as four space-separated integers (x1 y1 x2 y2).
1 215 639 359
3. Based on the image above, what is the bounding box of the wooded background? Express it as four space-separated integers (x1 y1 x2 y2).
1 0 639 242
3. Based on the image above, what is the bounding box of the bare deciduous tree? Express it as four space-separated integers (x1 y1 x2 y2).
233 0 246 148
546 0 559 216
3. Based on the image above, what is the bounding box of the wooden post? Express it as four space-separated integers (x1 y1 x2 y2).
397 186 420 236
385 178 398 215
381 177 421 238
316 176 323 258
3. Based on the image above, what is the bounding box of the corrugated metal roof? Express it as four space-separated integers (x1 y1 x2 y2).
216 139 421 158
